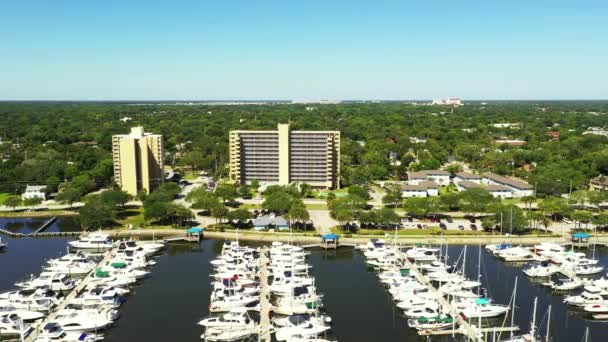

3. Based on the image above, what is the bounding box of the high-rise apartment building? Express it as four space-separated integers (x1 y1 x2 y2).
112 126 164 196
229 123 340 189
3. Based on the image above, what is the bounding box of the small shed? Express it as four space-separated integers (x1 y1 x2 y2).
186 227 204 242
253 214 289 231
321 233 339 249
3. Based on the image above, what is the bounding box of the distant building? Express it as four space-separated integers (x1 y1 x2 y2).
407 170 450 186
590 176 608 192
456 181 513 199
491 123 521 129
482 173 533 197
583 127 608 137
253 214 289 231
409 137 427 144
22 185 47 200
545 131 561 140
229 123 340 189
432 98 464 106
453 172 482 185
112 126 164 196
494 139 527 146
400 181 439 198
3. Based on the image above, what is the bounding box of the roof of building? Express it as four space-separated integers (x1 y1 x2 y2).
25 185 46 192
591 175 608 186
455 172 481 179
401 181 438 191
458 181 511 192
407 170 450 178
253 214 288 227
484 173 533 190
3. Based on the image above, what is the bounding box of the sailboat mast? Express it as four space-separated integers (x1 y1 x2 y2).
545 305 551 342
463 245 467 278
584 326 589 342
530 297 538 337
511 276 518 338
477 245 482 297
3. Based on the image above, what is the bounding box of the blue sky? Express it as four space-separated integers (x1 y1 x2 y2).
0 1 607 100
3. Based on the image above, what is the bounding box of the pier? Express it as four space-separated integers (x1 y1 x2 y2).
404 258 519 341
30 217 57 235
259 246 271 342
0 227 81 238
24 248 116 342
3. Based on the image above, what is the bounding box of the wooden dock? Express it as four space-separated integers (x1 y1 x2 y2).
30 217 57 235
259 246 271 342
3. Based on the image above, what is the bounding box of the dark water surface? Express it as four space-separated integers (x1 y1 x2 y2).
1 220 607 341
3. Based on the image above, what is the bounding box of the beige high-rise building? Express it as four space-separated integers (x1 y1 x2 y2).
112 126 164 196
229 123 340 189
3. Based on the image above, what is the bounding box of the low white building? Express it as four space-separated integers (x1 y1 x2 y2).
453 172 482 185
401 181 439 198
432 98 464 106
407 170 451 186
22 185 47 200
482 173 534 197
456 181 513 199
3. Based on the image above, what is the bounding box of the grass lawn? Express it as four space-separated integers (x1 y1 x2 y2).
314 189 348 199
115 207 171 229
239 203 261 210
183 171 199 181
0 193 13 205
305 203 328 210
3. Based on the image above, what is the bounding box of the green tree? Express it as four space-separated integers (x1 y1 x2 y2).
210 203 229 224
375 207 400 225
4 196 21 209
227 208 253 222
439 192 461 211
23 197 43 206
445 163 464 175
287 201 310 231
79 196 116 230
100 189 130 207
215 184 239 203
538 197 569 221
187 187 220 211
382 186 402 207
572 210 593 230
459 188 494 215
403 197 438 217
262 191 294 214
57 187 82 206
347 185 370 200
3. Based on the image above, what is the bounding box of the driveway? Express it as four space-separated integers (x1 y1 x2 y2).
308 210 338 235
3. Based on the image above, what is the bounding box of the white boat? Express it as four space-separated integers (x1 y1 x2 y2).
68 233 113 251
357 239 386 251
34 322 104 341
407 315 456 330
564 292 604 306
403 306 440 318
523 263 559 277
0 305 45 321
406 247 439 262
274 321 331 342
69 288 125 309
459 298 509 318
496 247 534 262
15 272 77 291
550 278 583 291
201 325 258 341
54 308 116 332
198 308 255 329
0 237 6 250
573 264 603 275
272 313 332 328
0 313 33 336
396 298 440 311
584 302 608 314
0 288 60 312
209 295 258 313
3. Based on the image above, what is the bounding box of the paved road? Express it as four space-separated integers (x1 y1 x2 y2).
308 209 338 235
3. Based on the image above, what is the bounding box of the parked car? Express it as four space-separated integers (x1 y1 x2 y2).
417 224 423 229
439 223 447 230
458 225 465 230
446 217 454 223
470 224 477 231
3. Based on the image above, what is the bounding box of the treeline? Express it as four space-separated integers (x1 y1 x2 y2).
1 101 608 197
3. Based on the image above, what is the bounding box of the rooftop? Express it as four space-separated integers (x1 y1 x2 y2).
407 170 450 178
25 185 46 192
455 172 481 179
484 173 533 190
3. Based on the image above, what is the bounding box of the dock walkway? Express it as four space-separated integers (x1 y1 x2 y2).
259 247 271 342
24 248 116 342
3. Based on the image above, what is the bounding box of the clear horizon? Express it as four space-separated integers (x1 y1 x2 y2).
1 1 607 101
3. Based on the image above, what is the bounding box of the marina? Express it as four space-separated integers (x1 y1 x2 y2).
1 218 608 341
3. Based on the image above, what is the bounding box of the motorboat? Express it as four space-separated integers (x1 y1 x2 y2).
564 292 605 306
573 264 603 275
34 322 103 341
523 263 559 277
485 243 512 255
419 261 451 273
69 287 125 309
550 278 583 291
584 302 608 314
407 315 456 330
201 325 258 342
15 272 77 291
406 247 439 262
274 321 331 342
0 288 60 312
272 313 332 328
68 233 113 251
209 294 258 313
53 308 116 332
459 298 509 318
0 237 6 250
198 308 255 329
0 305 45 321
396 297 440 311
0 313 33 336
357 239 386 251
403 306 440 318
496 247 534 262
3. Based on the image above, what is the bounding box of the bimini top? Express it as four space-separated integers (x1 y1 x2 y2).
572 232 590 239
187 227 204 234
322 234 339 240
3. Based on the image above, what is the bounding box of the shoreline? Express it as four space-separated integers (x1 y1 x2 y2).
97 228 584 246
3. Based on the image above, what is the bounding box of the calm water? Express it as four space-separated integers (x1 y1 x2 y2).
1 218 607 341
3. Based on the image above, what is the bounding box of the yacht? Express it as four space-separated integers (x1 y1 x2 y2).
523 263 559 277
198 308 255 329
0 237 6 250
406 247 439 262
459 298 509 318
550 278 583 291
0 313 33 336
0 305 45 321
53 308 116 332
274 321 331 342
407 315 456 330
0 288 60 312
564 292 605 306
403 306 440 318
16 272 77 291
201 325 258 342
573 264 603 275
209 294 258 313
68 233 113 251
34 322 103 341
272 313 332 328
496 247 534 262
